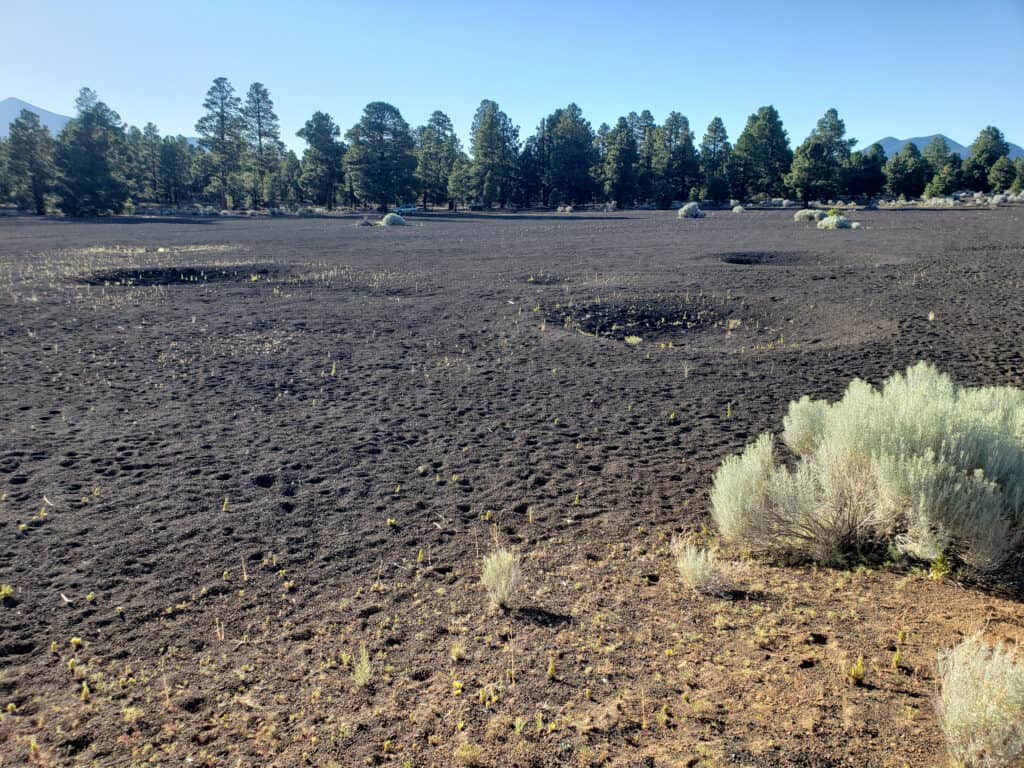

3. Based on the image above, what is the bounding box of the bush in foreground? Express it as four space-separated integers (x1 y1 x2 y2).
710 363 1024 569
678 202 704 219
481 547 523 610
732 205 745 213
380 213 407 226
671 538 725 594
937 633 1024 768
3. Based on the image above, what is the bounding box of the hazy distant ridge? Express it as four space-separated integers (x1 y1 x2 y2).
869 133 1023 161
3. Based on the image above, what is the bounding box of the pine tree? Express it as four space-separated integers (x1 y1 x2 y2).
56 89 129 216
844 144 887 199
988 156 1016 193
785 108 856 205
630 110 658 203
344 102 417 210
0 137 9 202
884 142 929 198
447 151 476 209
962 126 1009 191
469 100 519 209
272 150 303 207
541 103 596 205
415 111 460 208
602 117 638 207
297 111 344 209
730 106 792 201
195 77 244 209
7 109 56 214
158 135 194 206
242 83 282 208
699 117 732 204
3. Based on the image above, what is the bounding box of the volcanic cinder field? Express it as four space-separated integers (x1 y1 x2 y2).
1 207 1023 767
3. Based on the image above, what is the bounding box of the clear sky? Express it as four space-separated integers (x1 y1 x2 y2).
3 0 1022 153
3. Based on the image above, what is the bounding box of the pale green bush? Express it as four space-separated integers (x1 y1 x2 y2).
817 214 853 230
732 205 745 213
670 538 725 593
937 633 1024 768
711 363 1024 569
793 209 826 222
380 213 407 226
481 547 523 610
678 202 704 219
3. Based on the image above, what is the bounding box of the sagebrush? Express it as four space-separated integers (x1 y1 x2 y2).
481 547 523 609
937 633 1024 768
711 362 1024 569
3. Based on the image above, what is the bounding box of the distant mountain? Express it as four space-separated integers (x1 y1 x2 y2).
0 97 71 138
1 97 199 145
869 133 1023 161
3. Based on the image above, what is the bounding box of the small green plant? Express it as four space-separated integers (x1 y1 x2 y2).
847 655 866 686
352 643 373 687
930 552 953 581
0 584 13 602
450 641 466 663
481 547 523 611
624 335 642 346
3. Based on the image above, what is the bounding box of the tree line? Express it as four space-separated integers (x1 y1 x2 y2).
1 79 1022 216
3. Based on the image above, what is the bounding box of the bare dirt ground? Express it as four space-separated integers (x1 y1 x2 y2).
1 207 1023 767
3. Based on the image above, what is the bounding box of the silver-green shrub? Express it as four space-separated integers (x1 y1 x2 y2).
793 209 826 222
380 213 408 226
678 202 704 219
937 633 1024 768
817 214 853 229
711 363 1024 569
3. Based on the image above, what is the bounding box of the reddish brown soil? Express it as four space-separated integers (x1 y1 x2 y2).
1 208 1023 767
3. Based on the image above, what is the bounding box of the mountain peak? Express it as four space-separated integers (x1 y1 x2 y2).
0 97 72 138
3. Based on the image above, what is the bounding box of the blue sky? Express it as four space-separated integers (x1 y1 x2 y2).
3 0 1022 153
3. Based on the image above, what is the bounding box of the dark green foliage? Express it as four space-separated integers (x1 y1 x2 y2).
242 83 283 208
7 109 55 214
297 111 344 209
786 108 856 204
272 150 303 207
885 142 929 198
601 117 638 207
56 89 129 216
415 111 460 207
630 110 658 203
962 126 1010 191
647 112 700 208
844 144 887 199
923 153 963 198
195 78 244 209
0 137 9 202
987 156 1016 193
536 103 597 206
447 151 475 208
1011 159 1024 194
699 117 731 204
344 102 417 210
158 135 195 206
469 100 519 208
730 106 792 201
922 136 953 177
